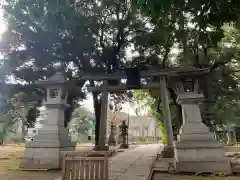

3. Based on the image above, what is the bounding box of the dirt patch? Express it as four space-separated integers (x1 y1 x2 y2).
0 171 61 180
0 145 93 180
0 144 121 179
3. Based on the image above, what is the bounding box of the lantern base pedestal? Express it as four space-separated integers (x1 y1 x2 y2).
108 136 117 146
173 122 231 174
94 145 109 151
161 146 174 158
119 143 129 149
20 127 76 170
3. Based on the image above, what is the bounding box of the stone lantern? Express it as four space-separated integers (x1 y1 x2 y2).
108 121 117 146
119 120 129 149
20 69 76 170
169 66 231 173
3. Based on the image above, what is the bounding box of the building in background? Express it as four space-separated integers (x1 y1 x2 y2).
107 105 161 144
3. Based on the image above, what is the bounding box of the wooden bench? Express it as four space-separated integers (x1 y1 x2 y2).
61 151 108 180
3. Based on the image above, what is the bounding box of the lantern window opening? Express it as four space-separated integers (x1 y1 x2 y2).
50 88 59 98
182 78 194 92
61 90 67 100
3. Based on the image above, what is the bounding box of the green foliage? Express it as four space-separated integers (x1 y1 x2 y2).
158 121 166 145
201 24 240 128
0 1 141 146
0 0 94 128
0 114 16 145
130 90 154 116
1 0 240 141
69 107 95 136
131 90 168 143
26 103 39 128
131 1 240 131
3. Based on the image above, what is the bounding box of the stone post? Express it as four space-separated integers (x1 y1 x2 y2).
173 78 231 173
226 125 236 146
119 120 129 149
160 76 174 158
97 80 109 150
233 127 237 145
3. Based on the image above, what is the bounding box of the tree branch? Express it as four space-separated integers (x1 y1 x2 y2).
210 54 235 71
162 45 171 68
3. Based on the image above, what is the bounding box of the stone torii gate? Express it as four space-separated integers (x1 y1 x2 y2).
19 65 231 173
80 68 175 155
81 66 231 173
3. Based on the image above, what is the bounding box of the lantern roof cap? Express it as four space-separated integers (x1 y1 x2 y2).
175 65 208 72
169 65 210 77
38 71 67 87
48 72 65 82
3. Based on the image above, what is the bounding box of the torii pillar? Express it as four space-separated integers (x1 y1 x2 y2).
160 76 174 158
96 80 109 151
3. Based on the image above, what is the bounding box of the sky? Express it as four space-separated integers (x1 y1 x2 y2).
0 6 6 36
81 94 137 116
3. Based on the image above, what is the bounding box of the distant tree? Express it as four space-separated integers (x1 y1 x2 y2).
133 0 240 133
9 92 28 141
108 94 126 123
130 90 154 116
130 90 168 142
0 83 16 144
69 106 95 139
0 115 16 145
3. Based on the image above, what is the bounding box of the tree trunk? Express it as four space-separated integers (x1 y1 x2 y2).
19 107 26 142
65 92 76 127
227 130 236 146
168 88 182 137
20 119 25 142
0 123 7 145
175 104 182 134
0 132 4 145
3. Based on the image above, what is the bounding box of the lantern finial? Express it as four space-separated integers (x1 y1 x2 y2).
53 62 62 72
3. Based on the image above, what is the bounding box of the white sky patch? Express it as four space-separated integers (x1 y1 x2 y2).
0 6 6 37
81 93 136 116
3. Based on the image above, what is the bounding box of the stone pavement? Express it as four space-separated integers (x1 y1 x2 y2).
108 144 160 180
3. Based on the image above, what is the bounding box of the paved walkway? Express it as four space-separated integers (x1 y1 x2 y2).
109 144 160 180
0 144 160 180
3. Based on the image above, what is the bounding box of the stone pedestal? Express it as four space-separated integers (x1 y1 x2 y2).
94 145 109 151
161 146 174 158
20 106 76 170
173 92 231 173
